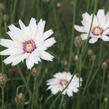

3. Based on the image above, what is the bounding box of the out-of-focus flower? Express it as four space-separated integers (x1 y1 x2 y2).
0 3 5 11
0 18 56 69
102 62 108 70
74 9 109 44
15 93 24 105
47 72 82 97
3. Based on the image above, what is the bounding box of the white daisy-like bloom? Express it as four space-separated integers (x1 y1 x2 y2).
0 18 56 69
74 9 109 44
47 72 82 97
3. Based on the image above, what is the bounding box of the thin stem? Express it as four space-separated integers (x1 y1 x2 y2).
67 0 77 71
87 42 106 88
17 66 32 101
99 70 106 109
2 87 4 109
77 0 98 73
59 96 64 109
0 11 5 109
86 0 91 11
83 61 95 94
35 0 40 20
17 104 18 109
44 94 54 105
31 77 37 109
10 0 18 23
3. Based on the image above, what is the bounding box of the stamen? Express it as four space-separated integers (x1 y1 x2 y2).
23 40 36 53
92 26 104 36
59 79 68 86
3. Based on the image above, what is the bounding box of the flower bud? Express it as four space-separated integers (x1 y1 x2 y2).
102 62 108 70
107 74 109 79
32 67 39 77
3 14 9 22
87 49 94 57
15 93 24 105
0 3 5 11
74 55 79 62
0 73 8 87
57 2 61 8
104 97 108 102
64 60 68 66
90 54 96 61
74 35 82 48
9 67 19 77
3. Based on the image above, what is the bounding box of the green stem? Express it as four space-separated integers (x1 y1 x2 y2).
31 77 37 109
0 11 4 109
99 70 106 109
67 0 77 71
2 87 4 109
83 61 95 94
78 0 98 73
87 42 106 88
59 96 64 109
44 94 54 106
10 0 18 23
35 0 40 20
86 0 91 11
17 104 18 109
17 66 32 102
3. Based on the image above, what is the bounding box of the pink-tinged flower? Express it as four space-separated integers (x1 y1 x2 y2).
47 72 82 97
74 9 109 44
0 18 56 69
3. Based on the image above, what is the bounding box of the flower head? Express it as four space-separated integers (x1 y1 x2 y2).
74 9 109 44
47 72 82 97
0 18 56 69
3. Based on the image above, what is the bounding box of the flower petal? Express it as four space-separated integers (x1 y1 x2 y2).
12 54 27 66
0 48 23 56
81 12 91 27
4 56 14 64
44 37 56 48
81 34 88 40
97 9 106 26
19 20 26 29
37 19 46 38
42 29 54 40
26 55 34 69
101 35 109 41
28 18 37 38
89 38 98 44
40 51 54 61
0 39 14 48
74 25 85 32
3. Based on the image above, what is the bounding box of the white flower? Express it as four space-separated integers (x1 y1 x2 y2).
74 9 109 44
47 72 82 97
0 18 56 69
